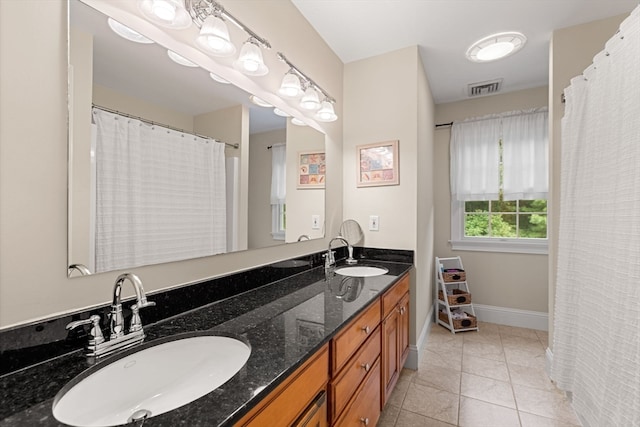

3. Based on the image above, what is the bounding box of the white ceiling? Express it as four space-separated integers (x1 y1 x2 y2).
291 0 638 104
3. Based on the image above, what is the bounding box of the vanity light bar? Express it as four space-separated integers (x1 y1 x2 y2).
185 0 271 50
276 52 335 104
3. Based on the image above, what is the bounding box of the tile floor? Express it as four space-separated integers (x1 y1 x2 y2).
379 321 581 427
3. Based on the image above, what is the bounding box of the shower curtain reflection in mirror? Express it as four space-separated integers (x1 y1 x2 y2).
92 108 227 273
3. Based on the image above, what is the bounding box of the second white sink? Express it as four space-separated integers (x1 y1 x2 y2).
334 266 389 277
52 333 250 427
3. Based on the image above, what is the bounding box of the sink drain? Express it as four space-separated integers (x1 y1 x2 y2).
128 409 152 424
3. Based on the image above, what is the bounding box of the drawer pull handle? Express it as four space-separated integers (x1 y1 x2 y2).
360 417 370 426
361 362 370 372
361 325 370 334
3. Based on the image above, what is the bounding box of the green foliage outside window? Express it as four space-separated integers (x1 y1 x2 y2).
464 199 547 238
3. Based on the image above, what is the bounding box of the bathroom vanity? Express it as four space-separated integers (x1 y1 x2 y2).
0 251 412 426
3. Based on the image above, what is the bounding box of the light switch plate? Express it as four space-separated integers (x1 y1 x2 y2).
369 215 379 231
311 215 320 230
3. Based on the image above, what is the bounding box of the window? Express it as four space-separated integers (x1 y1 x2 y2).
270 144 286 241
271 203 286 240
450 108 548 254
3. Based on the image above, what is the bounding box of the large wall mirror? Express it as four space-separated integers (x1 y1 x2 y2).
68 0 326 277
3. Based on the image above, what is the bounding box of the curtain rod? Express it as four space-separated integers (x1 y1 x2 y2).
267 143 286 149
434 107 548 129
91 104 239 149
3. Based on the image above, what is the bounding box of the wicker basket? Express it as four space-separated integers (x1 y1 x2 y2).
438 289 472 305
438 311 477 330
442 269 466 282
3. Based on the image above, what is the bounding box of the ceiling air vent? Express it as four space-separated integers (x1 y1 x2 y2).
467 78 503 97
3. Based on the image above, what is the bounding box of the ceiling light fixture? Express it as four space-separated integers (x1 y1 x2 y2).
278 70 303 98
195 14 235 57
234 38 269 76
300 86 321 111
315 100 337 122
108 18 154 44
277 53 336 120
185 0 271 75
167 50 198 67
137 0 192 29
466 32 526 63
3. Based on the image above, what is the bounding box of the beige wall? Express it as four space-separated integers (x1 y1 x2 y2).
285 123 326 243
548 13 628 344
434 87 550 313
0 0 343 328
344 46 436 356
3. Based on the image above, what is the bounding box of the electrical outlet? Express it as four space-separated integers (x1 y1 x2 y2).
369 215 379 231
311 215 320 230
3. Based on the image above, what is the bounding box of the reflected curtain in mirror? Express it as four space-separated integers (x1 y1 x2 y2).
270 143 286 240
93 108 227 272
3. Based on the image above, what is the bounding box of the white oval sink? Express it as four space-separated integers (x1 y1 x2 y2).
334 266 388 277
52 333 250 427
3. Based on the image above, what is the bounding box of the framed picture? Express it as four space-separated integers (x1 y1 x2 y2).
356 140 399 187
297 150 325 189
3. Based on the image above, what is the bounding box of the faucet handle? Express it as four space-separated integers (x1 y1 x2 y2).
66 315 105 345
129 301 155 332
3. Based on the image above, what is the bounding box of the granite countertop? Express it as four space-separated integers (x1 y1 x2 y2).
0 260 412 426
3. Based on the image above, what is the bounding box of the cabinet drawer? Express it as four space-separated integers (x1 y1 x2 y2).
238 345 329 427
331 299 381 374
329 326 381 422
333 358 381 427
382 273 410 319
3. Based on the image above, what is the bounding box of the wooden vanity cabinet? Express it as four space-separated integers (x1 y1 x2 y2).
235 344 329 427
329 299 382 425
333 358 381 427
381 273 410 407
235 271 411 427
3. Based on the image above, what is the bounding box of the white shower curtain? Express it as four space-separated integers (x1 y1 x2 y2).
94 109 227 272
551 6 640 427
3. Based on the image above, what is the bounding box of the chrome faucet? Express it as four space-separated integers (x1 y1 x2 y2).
67 273 155 359
325 237 349 269
110 273 155 339
67 263 91 277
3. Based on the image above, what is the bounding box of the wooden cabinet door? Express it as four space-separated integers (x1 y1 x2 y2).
294 391 328 427
381 307 400 407
399 292 410 366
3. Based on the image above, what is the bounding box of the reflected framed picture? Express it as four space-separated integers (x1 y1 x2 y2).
297 150 325 189
356 140 399 187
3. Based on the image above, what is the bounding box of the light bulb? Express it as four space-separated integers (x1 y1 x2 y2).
234 40 268 76
300 87 320 111
137 0 191 29
196 15 235 57
151 0 176 21
279 73 302 98
315 101 337 122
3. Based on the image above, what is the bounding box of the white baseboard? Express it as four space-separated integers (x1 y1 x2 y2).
404 303 433 370
473 303 548 331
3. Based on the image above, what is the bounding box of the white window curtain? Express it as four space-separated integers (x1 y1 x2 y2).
450 117 501 201
450 108 548 201
93 108 227 273
270 143 286 205
551 6 640 427
270 143 286 240
502 109 549 200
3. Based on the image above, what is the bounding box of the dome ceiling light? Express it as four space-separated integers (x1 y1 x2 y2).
466 32 527 63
